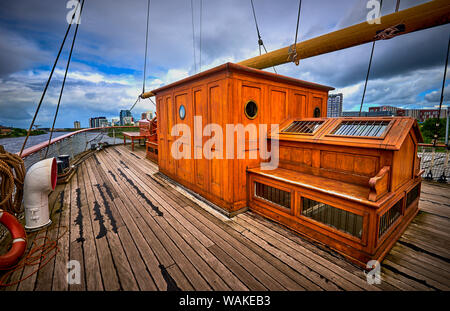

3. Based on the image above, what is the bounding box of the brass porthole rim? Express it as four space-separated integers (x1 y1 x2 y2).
313 106 321 118
179 104 186 120
244 99 258 120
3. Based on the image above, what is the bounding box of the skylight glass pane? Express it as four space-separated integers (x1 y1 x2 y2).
332 120 390 137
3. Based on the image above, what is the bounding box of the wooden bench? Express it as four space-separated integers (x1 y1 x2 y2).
247 117 423 268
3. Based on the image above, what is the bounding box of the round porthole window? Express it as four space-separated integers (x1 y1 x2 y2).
313 107 321 118
179 105 186 120
244 100 258 120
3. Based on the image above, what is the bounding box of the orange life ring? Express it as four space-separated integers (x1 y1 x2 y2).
0 209 26 269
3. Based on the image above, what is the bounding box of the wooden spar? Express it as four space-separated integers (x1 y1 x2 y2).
140 0 450 99
239 0 450 70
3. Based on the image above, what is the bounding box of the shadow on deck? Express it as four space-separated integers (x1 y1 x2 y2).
1 145 449 291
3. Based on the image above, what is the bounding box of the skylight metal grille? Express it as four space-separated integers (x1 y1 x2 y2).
332 120 390 137
281 120 324 134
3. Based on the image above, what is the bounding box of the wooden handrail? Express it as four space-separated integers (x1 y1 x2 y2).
18 126 139 158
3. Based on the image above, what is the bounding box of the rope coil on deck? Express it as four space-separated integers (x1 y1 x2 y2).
0 225 68 287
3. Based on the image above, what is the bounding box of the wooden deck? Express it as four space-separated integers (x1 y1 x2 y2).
1 145 449 291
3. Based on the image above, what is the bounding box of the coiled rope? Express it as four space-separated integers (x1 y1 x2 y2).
0 146 25 214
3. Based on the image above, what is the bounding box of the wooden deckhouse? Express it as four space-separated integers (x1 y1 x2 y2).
152 62 333 215
248 117 424 266
151 62 424 266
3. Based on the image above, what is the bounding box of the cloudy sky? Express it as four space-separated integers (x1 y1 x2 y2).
0 0 448 128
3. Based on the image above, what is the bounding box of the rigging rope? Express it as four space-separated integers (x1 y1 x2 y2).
18 0 82 157
287 0 302 66
249 0 277 74
433 34 450 147
0 146 25 214
191 0 197 73
358 0 386 117
129 95 141 112
142 0 151 94
0 225 68 287
44 0 85 159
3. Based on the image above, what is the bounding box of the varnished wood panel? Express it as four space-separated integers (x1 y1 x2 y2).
392 133 415 190
154 64 330 213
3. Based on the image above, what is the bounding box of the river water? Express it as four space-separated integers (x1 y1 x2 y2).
0 132 72 154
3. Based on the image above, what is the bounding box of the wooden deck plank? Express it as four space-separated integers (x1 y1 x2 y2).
97 153 185 281
86 159 157 291
89 156 165 291
392 244 449 272
116 146 311 290
75 164 104 291
243 212 402 291
95 152 210 290
97 153 193 291
114 147 307 291
113 148 300 290
101 150 227 290
79 162 120 291
387 248 450 285
68 172 86 291
235 214 373 291
51 177 72 291
84 159 139 291
34 186 66 291
105 151 250 291
14 184 65 291
383 258 450 291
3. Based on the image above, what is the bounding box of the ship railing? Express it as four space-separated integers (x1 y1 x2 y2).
18 126 139 169
418 143 449 183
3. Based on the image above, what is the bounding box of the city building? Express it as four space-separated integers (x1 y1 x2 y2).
369 105 400 114
369 106 447 122
89 117 107 128
341 111 363 117
111 118 120 126
122 116 133 125
341 110 395 117
0 125 12 136
120 110 133 126
74 121 81 129
145 110 154 119
99 118 109 128
327 93 343 117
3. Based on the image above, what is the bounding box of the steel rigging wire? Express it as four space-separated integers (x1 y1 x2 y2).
250 0 277 74
44 0 85 158
18 0 83 157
